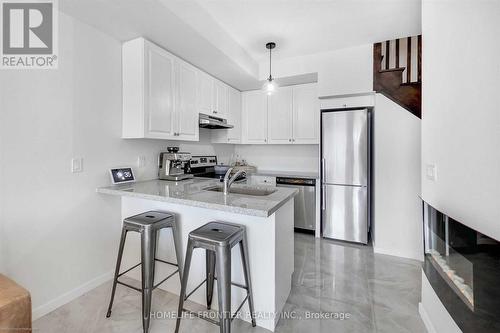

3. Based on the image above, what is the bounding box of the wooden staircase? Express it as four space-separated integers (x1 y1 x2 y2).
373 36 422 118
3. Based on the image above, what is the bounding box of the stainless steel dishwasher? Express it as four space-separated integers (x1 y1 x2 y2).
276 177 316 232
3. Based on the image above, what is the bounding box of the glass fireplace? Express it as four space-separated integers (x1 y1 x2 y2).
422 201 500 332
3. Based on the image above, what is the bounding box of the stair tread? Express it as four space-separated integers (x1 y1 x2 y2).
400 81 421 86
379 67 405 73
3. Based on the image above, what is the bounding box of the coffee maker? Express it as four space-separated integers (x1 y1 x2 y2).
158 147 193 181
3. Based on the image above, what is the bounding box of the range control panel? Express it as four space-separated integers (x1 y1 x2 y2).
190 155 217 168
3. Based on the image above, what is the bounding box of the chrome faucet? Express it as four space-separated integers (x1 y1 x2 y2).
223 168 246 195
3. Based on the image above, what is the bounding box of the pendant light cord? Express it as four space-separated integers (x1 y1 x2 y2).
269 47 272 81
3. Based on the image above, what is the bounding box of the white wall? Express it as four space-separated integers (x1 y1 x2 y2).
234 145 319 173
0 12 227 318
422 0 500 241
259 44 374 97
373 94 422 261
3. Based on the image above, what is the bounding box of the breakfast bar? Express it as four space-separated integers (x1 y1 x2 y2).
97 178 297 332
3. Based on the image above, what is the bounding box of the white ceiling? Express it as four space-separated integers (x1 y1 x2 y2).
59 0 421 90
196 0 422 61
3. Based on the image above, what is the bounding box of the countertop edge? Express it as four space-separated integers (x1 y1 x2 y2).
96 186 298 218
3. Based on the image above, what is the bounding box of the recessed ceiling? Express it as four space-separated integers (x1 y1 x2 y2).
59 0 421 90
196 0 422 61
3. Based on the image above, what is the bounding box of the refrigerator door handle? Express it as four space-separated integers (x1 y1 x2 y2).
321 185 326 210
321 158 326 182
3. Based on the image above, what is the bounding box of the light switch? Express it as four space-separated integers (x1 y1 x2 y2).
426 164 437 181
71 157 83 173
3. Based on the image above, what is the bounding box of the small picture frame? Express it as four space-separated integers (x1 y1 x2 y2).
109 167 135 185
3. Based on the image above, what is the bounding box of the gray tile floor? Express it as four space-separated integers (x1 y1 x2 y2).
34 233 426 332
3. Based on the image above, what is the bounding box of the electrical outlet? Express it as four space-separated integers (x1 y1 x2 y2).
426 164 437 181
137 155 147 168
71 157 83 173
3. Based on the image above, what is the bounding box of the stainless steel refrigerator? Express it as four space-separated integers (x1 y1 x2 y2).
321 108 371 244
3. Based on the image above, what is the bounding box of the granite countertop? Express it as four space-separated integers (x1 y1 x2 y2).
96 178 298 217
251 170 320 179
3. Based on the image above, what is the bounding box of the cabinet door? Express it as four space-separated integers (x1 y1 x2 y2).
242 90 268 144
268 87 293 144
197 72 213 115
227 87 241 143
176 61 199 141
319 94 375 110
213 80 229 117
145 42 175 138
293 83 319 144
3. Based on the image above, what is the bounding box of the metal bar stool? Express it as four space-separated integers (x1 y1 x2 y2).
106 211 183 333
175 221 256 333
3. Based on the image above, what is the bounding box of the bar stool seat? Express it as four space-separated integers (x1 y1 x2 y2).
106 211 183 333
176 221 256 333
189 222 244 247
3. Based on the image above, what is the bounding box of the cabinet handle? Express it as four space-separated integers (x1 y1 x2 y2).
213 110 218 114
289 139 291 142
292 139 295 142
264 139 267 143
343 104 347 107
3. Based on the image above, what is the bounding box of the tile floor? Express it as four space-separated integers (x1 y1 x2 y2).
34 233 426 332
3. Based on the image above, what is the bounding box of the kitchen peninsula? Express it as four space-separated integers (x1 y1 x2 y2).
97 178 297 332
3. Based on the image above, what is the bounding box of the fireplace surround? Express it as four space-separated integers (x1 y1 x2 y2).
423 201 500 332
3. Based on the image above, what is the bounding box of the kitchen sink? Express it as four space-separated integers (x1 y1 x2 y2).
204 186 277 196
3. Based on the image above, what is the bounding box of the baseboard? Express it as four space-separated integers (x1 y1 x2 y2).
373 246 423 262
32 271 113 320
419 302 436 333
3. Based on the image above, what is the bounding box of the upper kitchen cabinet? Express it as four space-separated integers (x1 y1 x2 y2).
267 86 293 144
247 83 319 145
197 71 214 115
197 72 229 118
176 61 199 141
122 38 198 141
292 83 319 144
211 86 242 144
212 80 229 118
242 90 268 144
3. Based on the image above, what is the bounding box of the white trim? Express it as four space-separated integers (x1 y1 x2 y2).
419 302 436 333
373 246 423 262
32 271 113 320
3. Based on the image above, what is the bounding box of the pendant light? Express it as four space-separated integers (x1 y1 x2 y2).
262 42 279 95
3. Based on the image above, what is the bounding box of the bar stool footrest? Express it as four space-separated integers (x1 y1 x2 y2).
115 258 179 293
182 278 251 324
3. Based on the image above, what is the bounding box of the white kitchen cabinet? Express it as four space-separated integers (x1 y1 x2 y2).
197 72 214 115
268 86 293 144
241 83 319 145
293 84 319 144
211 86 241 144
122 38 198 141
176 61 199 141
319 94 375 110
242 90 268 144
213 80 229 118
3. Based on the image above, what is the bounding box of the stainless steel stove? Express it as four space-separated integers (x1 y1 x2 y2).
189 155 246 182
